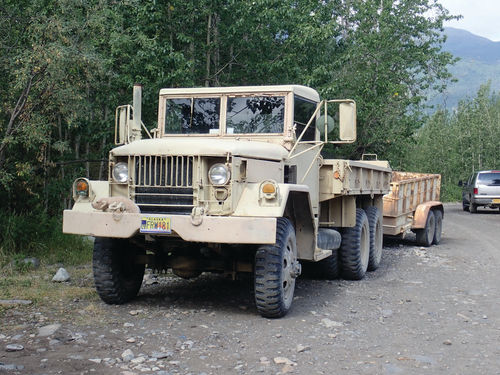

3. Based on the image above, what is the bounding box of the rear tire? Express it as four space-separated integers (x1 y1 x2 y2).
416 210 435 247
365 206 383 271
93 238 145 304
315 250 340 280
339 209 370 280
462 200 469 212
254 218 299 318
433 210 443 245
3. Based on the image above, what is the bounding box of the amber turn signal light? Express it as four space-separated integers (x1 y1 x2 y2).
76 180 89 196
262 183 276 194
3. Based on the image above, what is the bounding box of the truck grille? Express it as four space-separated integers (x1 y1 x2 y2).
132 155 194 214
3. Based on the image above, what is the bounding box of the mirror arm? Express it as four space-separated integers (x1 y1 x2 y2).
288 101 324 158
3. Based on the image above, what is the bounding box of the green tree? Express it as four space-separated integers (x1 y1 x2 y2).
0 0 462 253
311 0 458 167
409 83 500 200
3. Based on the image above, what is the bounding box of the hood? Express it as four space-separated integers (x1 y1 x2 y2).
111 138 288 161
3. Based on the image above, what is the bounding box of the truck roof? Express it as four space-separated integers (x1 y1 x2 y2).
159 85 320 102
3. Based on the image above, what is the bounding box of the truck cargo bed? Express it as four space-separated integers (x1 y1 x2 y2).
319 159 392 201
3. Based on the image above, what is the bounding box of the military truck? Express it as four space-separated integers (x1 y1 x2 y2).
63 85 391 318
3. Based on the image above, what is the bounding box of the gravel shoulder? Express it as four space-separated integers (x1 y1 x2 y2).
1 203 500 374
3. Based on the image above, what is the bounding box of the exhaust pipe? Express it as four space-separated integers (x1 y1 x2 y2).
132 83 142 141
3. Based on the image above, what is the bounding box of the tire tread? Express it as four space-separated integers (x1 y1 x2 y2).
93 237 145 305
254 218 296 318
339 209 370 280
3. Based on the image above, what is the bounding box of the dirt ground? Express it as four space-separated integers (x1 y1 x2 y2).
1 203 500 375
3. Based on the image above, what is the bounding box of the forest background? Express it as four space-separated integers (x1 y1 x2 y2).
1 0 499 257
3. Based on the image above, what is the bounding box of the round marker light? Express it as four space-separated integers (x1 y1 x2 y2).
75 179 89 197
209 163 230 186
112 162 129 183
262 183 276 194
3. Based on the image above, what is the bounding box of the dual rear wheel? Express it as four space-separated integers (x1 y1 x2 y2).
339 207 383 280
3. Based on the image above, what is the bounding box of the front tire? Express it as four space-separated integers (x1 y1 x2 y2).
339 209 370 280
254 218 299 318
93 238 145 304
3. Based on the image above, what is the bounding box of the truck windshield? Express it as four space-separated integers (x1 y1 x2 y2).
165 97 220 134
477 172 500 186
226 96 285 134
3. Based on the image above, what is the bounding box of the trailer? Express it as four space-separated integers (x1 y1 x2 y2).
382 171 443 246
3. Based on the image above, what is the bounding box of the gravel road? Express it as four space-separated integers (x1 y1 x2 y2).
2 203 500 375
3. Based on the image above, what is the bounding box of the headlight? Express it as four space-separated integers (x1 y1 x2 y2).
112 162 129 183
209 163 230 185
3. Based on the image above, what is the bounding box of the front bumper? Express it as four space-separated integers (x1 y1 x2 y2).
63 210 276 244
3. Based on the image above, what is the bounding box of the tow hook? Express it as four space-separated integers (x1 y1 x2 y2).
190 206 205 226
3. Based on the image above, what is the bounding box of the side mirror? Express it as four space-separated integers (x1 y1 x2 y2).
115 105 131 145
339 101 356 142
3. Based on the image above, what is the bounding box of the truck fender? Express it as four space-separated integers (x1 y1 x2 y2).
280 185 316 260
225 182 317 259
412 201 443 229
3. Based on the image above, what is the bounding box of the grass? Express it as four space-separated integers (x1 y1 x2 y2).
0 216 97 315
440 183 462 203
0 261 99 312
0 265 97 303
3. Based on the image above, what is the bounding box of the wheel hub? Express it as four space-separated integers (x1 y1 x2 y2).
290 261 301 278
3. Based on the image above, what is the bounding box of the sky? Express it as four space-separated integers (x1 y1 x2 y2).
439 0 500 41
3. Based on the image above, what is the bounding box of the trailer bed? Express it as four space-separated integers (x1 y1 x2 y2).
383 171 441 236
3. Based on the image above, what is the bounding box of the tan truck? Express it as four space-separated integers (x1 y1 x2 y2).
63 85 392 318
383 172 443 246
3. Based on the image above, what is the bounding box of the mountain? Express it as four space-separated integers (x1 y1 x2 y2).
429 27 500 110
443 27 500 64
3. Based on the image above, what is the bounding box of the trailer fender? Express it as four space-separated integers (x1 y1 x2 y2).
412 201 443 229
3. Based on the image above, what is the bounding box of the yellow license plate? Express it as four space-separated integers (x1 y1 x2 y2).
140 216 171 234
493 198 500 204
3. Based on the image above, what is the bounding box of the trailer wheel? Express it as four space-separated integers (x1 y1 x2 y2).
415 210 435 247
433 210 443 245
365 206 383 271
339 209 370 280
93 238 145 304
254 218 299 318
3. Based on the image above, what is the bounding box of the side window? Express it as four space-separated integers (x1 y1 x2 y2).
294 96 317 141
